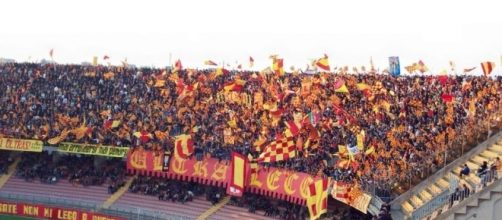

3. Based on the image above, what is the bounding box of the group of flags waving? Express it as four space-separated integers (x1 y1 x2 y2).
403 59 497 76
47 48 500 77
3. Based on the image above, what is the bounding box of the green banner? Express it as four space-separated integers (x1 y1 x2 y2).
58 142 129 158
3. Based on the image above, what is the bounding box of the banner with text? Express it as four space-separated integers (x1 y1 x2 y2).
0 201 122 220
0 138 43 152
126 149 164 172
126 150 320 204
58 142 129 158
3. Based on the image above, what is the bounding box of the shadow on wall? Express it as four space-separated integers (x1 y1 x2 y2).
493 196 502 220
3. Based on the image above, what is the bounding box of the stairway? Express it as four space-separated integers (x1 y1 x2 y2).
0 158 20 189
434 177 502 220
391 132 502 220
196 196 230 220
101 175 137 209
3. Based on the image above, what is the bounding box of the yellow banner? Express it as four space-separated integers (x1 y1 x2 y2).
0 138 43 152
58 142 129 158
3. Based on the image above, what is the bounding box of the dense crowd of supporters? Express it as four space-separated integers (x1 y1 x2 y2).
0 151 14 175
15 152 126 191
0 62 501 197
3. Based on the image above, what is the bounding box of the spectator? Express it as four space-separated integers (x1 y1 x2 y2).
491 157 500 179
460 164 470 178
460 184 470 200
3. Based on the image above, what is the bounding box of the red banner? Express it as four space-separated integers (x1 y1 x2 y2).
0 201 122 220
127 150 320 205
126 149 164 172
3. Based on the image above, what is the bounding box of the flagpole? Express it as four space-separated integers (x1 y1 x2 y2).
169 52 172 68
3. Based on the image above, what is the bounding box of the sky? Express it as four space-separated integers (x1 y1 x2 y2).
0 0 501 75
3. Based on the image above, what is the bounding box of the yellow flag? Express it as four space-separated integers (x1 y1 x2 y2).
92 56 98 66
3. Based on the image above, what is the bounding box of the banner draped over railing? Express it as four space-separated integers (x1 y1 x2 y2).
0 138 43 152
126 149 321 205
0 201 122 220
58 142 129 158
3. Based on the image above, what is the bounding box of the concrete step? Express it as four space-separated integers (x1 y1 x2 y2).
489 144 502 153
436 178 450 190
471 156 488 165
427 183 443 196
418 190 433 202
409 195 424 209
401 201 414 214
480 150 499 159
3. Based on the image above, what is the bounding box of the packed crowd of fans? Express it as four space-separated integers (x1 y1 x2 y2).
129 176 201 204
0 62 501 198
15 152 126 191
0 151 14 175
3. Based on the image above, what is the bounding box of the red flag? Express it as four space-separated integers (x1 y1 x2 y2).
270 108 284 118
103 55 110 60
174 59 183 71
438 75 449 86
441 93 454 103
284 120 300 137
227 152 247 197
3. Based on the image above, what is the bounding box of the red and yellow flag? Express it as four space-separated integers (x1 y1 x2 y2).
257 136 296 163
227 152 247 197
315 54 330 71
204 60 218 66
133 131 153 143
307 179 328 220
284 120 300 137
480 61 495 76
174 134 194 159
272 58 284 76
333 78 349 93
215 67 230 77
223 79 246 92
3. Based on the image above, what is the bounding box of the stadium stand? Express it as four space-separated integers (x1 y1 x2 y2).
0 62 501 219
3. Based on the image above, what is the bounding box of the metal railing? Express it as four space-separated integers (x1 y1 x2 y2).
0 192 194 220
409 190 450 220
410 169 500 220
